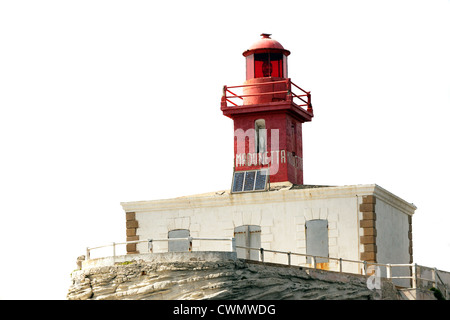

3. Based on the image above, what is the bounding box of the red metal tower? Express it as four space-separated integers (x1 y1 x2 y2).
221 34 313 189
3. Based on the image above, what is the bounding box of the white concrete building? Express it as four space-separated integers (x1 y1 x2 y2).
121 182 416 283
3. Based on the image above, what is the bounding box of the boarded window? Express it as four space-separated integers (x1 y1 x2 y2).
306 220 329 263
168 229 190 252
234 225 261 260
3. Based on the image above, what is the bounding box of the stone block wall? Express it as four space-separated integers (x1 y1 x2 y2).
360 195 377 263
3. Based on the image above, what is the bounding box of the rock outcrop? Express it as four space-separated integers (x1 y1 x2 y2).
67 258 401 300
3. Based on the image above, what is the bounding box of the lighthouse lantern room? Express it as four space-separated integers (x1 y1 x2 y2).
243 33 290 80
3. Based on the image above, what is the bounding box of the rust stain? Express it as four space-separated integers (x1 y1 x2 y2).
315 262 330 271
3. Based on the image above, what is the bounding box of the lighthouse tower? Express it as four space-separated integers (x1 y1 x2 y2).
221 34 314 191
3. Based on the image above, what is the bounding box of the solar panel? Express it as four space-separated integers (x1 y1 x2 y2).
232 171 245 193
231 169 269 193
243 171 256 191
254 170 268 190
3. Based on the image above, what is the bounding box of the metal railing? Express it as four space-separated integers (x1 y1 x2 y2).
221 78 313 113
85 238 449 298
86 237 235 260
237 245 449 298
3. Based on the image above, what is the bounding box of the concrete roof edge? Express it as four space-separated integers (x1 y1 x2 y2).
372 184 417 215
120 183 416 216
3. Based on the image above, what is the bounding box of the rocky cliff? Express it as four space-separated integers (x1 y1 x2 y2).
67 257 401 300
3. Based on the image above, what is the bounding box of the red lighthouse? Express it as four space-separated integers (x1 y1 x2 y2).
221 34 313 192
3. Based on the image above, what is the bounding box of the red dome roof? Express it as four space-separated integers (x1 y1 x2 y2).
243 34 290 57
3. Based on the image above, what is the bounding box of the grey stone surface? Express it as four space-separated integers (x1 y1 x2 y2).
68 258 402 300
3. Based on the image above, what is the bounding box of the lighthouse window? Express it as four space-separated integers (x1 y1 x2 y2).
253 52 283 78
255 119 266 154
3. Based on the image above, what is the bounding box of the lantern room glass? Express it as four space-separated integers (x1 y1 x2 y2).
246 52 287 80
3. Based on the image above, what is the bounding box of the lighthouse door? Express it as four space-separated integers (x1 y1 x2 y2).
234 225 261 260
306 219 329 264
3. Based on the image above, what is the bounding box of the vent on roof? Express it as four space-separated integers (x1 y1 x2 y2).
231 169 269 193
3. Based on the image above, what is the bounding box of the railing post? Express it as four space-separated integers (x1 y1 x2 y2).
287 252 291 266
386 264 391 279
412 263 418 288
307 92 312 113
432 268 437 288
112 242 116 258
86 247 90 260
311 256 316 269
363 261 367 275
260 248 264 263
231 238 236 252
339 258 343 273
188 237 193 252
148 239 153 253
286 78 292 102
221 85 227 107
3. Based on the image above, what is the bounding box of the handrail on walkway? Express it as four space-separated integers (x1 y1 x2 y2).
221 78 313 113
85 238 448 298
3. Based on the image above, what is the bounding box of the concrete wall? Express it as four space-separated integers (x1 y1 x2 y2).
121 184 416 276
375 196 412 286
376 195 412 263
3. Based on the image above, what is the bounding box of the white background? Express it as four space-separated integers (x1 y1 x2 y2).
1 0 449 299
